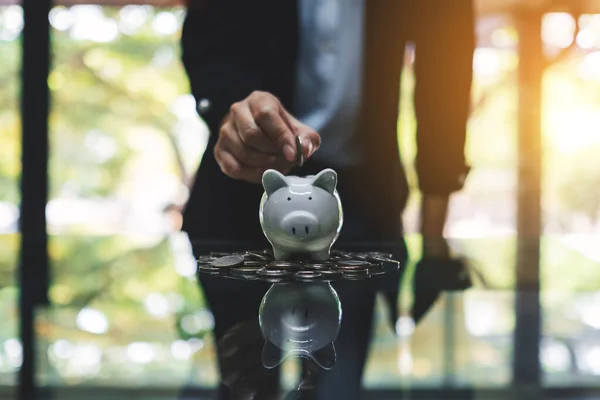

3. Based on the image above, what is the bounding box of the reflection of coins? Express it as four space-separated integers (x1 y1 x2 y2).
317 269 343 281
295 135 304 167
369 268 387 277
294 271 324 282
266 261 303 271
211 254 244 268
257 268 293 281
341 269 370 280
198 263 221 275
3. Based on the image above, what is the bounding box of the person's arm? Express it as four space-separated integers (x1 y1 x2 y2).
413 0 475 256
181 1 320 183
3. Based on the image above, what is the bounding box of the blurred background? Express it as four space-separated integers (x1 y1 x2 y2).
1 0 600 398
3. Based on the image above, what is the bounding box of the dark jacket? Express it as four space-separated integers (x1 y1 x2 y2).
180 0 474 243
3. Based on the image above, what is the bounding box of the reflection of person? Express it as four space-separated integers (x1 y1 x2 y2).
180 0 474 398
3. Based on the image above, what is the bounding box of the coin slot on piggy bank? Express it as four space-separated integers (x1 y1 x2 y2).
259 282 342 370
259 169 343 261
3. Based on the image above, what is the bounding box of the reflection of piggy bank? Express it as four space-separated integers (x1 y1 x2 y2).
259 169 343 261
259 282 342 370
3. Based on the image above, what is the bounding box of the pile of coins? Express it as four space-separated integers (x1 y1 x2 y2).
197 250 400 282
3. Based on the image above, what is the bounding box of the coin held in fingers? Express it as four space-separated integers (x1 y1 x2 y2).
295 135 304 167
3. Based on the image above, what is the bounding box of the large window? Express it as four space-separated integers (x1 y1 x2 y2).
39 4 213 389
1 0 599 396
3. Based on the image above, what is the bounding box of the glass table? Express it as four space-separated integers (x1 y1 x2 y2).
12 233 599 399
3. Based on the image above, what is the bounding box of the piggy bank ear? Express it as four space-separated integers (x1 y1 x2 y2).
312 169 337 194
262 169 288 196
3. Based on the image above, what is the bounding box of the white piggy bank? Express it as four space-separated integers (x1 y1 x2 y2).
259 169 343 261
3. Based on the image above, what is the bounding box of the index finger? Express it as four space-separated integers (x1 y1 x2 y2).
249 102 297 163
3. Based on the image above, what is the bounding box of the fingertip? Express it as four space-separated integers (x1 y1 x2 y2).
306 141 314 157
303 133 320 158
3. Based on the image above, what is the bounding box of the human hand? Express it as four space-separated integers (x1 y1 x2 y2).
215 91 321 183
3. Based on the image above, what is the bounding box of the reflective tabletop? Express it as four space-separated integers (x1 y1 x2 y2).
17 234 600 399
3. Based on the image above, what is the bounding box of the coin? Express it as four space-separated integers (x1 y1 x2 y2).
364 253 396 263
211 254 244 268
197 255 216 264
210 252 231 257
294 271 324 282
257 268 293 279
382 262 401 275
243 260 267 267
295 135 304 167
265 261 303 271
197 263 221 275
352 253 370 260
231 266 261 279
302 262 336 271
244 251 271 261
365 251 394 259
335 260 372 271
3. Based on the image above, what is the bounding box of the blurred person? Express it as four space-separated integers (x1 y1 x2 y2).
180 0 475 398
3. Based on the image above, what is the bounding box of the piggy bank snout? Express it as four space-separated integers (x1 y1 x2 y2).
281 212 319 239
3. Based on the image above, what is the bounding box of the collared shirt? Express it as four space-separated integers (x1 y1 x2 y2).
294 0 365 168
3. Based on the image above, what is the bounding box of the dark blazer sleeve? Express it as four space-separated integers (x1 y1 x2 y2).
412 0 475 195
181 0 298 135
181 1 267 132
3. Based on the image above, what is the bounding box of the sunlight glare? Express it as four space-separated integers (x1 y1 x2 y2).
49 7 73 32
542 13 576 49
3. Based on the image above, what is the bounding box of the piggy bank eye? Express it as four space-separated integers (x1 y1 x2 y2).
308 197 312 200
287 197 291 201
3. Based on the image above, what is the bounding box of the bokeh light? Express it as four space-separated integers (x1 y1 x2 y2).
0 6 23 42
395 316 415 338
152 11 179 36
542 13 576 49
541 337 572 373
76 307 109 335
127 342 156 364
118 5 149 35
3 338 22 368
144 292 171 318
49 6 73 32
